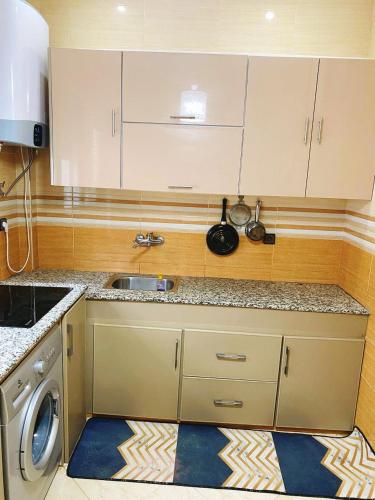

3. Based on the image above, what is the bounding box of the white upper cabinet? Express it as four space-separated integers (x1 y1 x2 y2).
122 51 248 126
122 123 242 194
50 48 121 189
306 59 375 200
241 57 319 197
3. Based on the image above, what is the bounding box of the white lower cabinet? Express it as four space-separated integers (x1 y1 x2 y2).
180 377 277 426
93 325 182 419
88 302 366 431
276 337 364 431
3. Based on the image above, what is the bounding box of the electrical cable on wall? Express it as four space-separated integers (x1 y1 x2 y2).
1 147 34 274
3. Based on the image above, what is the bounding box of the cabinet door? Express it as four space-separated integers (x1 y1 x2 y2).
93 325 182 419
276 337 364 431
307 59 375 200
122 123 242 194
62 297 86 461
50 48 121 189
122 51 247 126
241 57 318 197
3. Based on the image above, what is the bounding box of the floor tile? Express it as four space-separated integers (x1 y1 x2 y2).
49 468 330 500
74 477 160 500
46 467 89 500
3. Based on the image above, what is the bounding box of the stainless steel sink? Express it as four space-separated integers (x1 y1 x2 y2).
107 275 176 292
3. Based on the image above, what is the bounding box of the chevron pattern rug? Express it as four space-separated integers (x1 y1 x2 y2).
67 418 375 499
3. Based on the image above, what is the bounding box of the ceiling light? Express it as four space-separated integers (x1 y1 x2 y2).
265 10 275 21
117 4 127 13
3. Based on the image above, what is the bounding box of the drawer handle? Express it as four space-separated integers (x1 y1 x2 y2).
168 185 194 190
216 353 246 362
170 115 196 120
214 399 243 408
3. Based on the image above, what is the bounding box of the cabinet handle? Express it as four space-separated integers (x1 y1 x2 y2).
112 108 116 137
304 116 310 145
67 324 73 357
216 353 246 362
214 399 243 408
175 339 179 370
317 117 323 144
168 185 193 190
283 346 290 376
170 115 196 120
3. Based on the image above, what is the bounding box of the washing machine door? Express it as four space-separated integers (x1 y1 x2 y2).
20 378 61 481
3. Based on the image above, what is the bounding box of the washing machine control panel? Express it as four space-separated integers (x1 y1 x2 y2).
33 347 57 377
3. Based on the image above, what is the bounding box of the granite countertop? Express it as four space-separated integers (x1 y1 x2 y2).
0 269 368 383
0 282 86 383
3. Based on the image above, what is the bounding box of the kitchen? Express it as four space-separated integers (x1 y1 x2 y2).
0 1 375 499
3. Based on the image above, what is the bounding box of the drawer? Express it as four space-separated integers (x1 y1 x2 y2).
183 330 282 381
180 377 277 426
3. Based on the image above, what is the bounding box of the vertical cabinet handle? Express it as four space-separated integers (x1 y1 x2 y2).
67 324 74 357
304 116 310 145
317 117 323 144
174 339 179 370
112 108 116 137
284 346 290 376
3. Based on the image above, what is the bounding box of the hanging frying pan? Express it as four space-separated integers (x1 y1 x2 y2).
229 195 252 227
207 198 239 255
245 200 266 242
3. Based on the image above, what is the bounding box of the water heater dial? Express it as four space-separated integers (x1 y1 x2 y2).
33 359 46 376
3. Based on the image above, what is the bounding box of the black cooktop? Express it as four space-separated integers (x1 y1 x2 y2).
0 285 72 328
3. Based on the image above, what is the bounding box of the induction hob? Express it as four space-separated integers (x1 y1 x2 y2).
0 285 72 328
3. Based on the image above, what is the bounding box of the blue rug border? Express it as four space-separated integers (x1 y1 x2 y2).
66 420 375 500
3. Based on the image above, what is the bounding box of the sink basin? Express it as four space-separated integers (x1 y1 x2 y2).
108 275 176 292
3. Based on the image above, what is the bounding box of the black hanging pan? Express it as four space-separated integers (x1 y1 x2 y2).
206 198 239 255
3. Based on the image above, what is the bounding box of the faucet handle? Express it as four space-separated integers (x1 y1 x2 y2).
133 233 144 248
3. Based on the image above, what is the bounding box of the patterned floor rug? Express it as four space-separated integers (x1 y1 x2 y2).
67 417 375 499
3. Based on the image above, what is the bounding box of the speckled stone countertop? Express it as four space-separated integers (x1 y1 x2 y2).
0 269 368 383
0 281 86 383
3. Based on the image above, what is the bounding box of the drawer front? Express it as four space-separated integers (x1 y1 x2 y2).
183 330 282 381
122 124 242 194
180 377 277 426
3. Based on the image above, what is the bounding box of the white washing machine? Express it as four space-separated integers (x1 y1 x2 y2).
1 325 63 500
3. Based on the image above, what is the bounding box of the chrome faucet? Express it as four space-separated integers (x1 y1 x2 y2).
133 232 165 248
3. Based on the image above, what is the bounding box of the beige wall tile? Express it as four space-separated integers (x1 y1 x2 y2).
37 226 74 269
205 236 273 281
0 227 19 280
361 338 375 392
29 0 374 56
370 3 375 56
355 376 375 448
341 241 372 283
137 231 206 267
140 262 205 277
73 226 138 267
271 238 342 283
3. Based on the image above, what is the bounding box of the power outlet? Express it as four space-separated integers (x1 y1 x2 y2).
263 233 276 245
0 218 7 231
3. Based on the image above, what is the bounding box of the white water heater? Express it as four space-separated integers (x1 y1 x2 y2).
0 0 49 148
